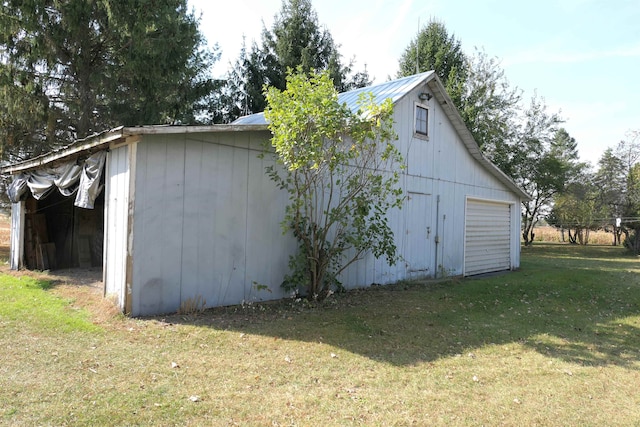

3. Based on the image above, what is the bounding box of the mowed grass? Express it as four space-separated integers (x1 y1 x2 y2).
0 243 639 426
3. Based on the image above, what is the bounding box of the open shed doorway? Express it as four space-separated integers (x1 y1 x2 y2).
23 187 105 271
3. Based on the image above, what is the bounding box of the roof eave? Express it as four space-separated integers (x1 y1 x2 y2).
1 124 271 174
1 127 126 174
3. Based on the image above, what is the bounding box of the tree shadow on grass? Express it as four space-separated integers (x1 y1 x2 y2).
161 245 640 368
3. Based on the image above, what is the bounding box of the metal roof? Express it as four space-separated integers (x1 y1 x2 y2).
232 71 435 125
338 71 434 112
232 112 267 125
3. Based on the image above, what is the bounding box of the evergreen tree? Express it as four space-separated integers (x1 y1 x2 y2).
224 0 370 121
398 22 520 150
594 148 626 244
397 20 467 107
615 131 640 253
0 0 219 161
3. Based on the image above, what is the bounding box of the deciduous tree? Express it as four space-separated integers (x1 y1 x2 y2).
264 69 403 299
398 23 520 151
501 102 576 245
548 170 604 245
460 49 521 153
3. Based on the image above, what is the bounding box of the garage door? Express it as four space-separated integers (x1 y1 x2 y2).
464 199 511 276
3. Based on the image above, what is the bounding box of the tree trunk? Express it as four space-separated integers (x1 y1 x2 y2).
614 227 622 246
632 228 640 255
522 223 536 246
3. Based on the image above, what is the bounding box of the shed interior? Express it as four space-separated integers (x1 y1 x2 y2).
22 185 104 270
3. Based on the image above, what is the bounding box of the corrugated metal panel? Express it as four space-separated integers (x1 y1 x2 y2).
232 71 435 126
464 199 511 276
338 71 434 113
10 201 25 269
104 145 130 311
232 113 267 125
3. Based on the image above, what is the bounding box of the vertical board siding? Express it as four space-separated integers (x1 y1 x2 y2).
130 132 282 316
118 86 522 315
132 137 185 315
464 199 512 276
104 145 130 310
180 140 218 307
404 192 433 278
245 149 295 302
10 201 25 270
196 136 248 307
178 136 251 309
390 90 520 279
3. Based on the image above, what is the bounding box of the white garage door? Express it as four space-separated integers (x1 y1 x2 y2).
464 199 511 276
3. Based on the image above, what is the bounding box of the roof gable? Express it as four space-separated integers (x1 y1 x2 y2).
233 72 529 200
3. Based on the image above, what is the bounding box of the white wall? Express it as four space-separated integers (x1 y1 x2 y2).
341 84 521 283
103 144 131 311
125 88 521 315
129 131 296 316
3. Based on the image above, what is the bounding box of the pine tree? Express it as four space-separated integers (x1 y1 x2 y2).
397 20 467 106
0 0 219 160
224 0 370 121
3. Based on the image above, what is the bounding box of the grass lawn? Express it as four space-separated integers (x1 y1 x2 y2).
0 243 639 426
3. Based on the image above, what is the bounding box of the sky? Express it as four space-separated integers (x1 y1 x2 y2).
188 0 640 167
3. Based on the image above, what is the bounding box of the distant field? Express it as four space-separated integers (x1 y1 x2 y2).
531 226 615 245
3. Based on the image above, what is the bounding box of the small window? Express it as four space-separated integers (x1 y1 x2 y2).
415 104 429 138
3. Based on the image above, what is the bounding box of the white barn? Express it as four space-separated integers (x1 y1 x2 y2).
3 71 529 316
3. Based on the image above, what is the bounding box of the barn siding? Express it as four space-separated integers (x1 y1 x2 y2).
128 131 295 316
131 136 185 315
245 145 298 300
10 201 25 270
103 144 130 311
178 135 249 309
339 87 520 286
101 76 521 315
